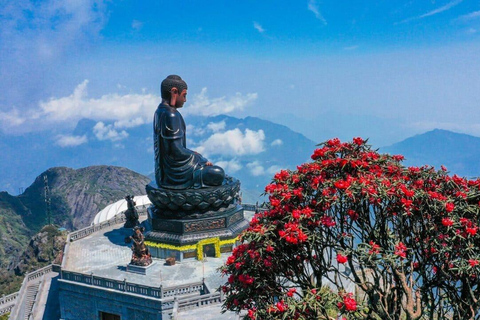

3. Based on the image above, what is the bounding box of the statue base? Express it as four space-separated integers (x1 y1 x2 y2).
144 204 248 261
124 219 140 228
126 261 156 275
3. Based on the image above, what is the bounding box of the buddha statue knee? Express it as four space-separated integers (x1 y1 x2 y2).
195 165 225 187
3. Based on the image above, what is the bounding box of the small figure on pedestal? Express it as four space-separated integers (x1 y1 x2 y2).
123 195 139 228
126 226 152 266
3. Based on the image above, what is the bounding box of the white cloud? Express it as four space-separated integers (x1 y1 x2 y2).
419 0 463 19
114 117 146 129
267 165 283 176
216 159 243 174
0 80 159 133
0 109 27 127
195 128 265 157
207 120 226 133
456 10 480 21
398 0 463 24
55 134 88 147
253 22 265 33
186 124 206 137
93 122 129 141
1 0 108 64
132 20 144 30
308 0 327 25
40 80 158 124
247 161 265 176
183 87 257 117
271 139 283 146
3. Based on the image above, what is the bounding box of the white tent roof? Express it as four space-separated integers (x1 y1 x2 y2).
92 195 151 225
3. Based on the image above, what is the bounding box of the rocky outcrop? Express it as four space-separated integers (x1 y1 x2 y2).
18 165 150 231
0 165 150 293
12 225 66 275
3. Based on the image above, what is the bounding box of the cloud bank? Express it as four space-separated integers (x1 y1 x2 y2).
195 128 265 157
55 134 88 147
183 87 257 117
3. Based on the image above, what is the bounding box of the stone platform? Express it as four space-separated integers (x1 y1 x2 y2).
145 204 248 261
127 261 156 275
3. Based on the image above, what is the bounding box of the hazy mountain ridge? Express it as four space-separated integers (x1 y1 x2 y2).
0 115 317 198
381 129 480 178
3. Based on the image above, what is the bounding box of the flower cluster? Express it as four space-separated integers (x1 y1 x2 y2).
221 138 480 319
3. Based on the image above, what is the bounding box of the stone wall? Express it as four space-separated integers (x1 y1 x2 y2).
59 280 166 320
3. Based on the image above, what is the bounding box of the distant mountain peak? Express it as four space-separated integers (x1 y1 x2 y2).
382 129 480 178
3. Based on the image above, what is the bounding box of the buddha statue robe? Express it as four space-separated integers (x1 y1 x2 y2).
153 103 224 189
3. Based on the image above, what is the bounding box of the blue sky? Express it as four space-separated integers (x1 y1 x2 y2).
1 0 480 147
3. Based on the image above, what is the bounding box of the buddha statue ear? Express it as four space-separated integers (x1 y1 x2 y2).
170 87 179 107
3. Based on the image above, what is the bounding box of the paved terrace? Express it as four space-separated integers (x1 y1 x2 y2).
63 213 253 290
5 208 259 320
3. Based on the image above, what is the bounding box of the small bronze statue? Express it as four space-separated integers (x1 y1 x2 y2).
123 195 139 228
125 226 152 266
153 75 225 189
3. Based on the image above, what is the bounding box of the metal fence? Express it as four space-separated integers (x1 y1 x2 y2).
69 207 148 242
0 292 19 315
60 269 205 300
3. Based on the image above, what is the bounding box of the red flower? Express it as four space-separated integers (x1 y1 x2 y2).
347 210 359 221
401 198 413 208
226 255 235 265
394 242 407 259
368 241 381 255
445 202 455 213
344 296 357 311
353 137 364 145
336 253 348 264
274 170 290 182
286 288 296 297
276 301 287 312
270 197 280 207
392 154 404 161
326 138 341 147
266 245 274 252
247 308 256 319
334 179 351 190
311 148 326 160
466 227 478 236
321 216 336 227
442 218 454 227
338 294 357 312
469 259 479 267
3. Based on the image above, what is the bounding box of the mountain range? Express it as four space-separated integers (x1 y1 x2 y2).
0 115 318 200
381 129 480 178
0 166 149 268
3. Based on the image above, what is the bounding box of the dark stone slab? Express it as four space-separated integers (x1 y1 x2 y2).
148 204 244 235
144 205 248 246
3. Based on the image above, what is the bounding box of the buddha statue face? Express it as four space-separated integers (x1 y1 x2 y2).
171 88 187 109
161 75 188 108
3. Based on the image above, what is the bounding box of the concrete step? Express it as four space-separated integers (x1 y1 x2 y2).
24 282 41 320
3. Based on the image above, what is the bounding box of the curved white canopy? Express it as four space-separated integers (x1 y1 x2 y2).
92 195 151 225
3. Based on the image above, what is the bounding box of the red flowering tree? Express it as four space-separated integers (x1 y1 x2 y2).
221 138 480 320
